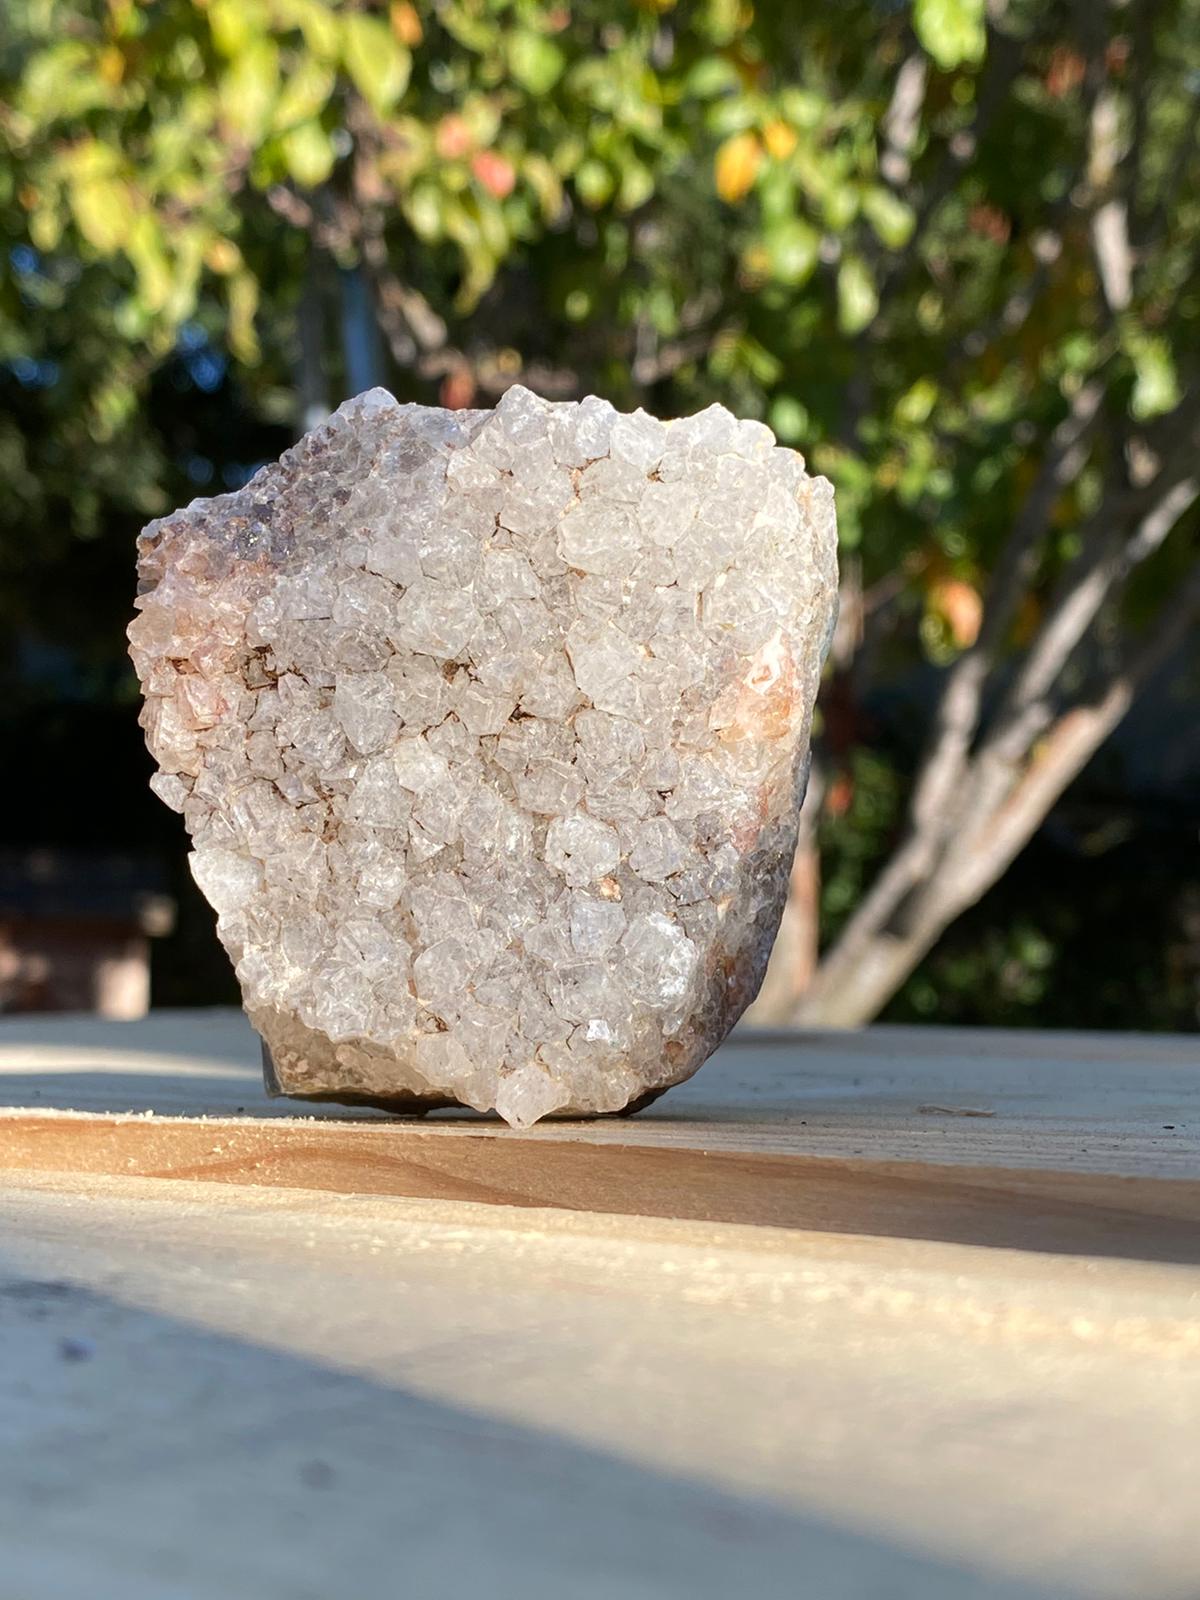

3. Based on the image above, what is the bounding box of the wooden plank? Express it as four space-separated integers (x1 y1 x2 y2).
1 1008 1196 1164
3 1171 1199 1600
2 1009 1196 1259
3 1012 1200 1598
4 1111 1199 1262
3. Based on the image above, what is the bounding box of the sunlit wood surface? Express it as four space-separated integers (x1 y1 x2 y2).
2 1009 1198 1599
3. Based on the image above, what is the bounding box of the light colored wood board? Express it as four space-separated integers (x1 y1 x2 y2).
2 1171 1198 1600
4 1110 1199 1261
1 1008 1196 1179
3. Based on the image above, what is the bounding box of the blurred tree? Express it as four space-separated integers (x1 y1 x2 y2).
0 0 1197 1023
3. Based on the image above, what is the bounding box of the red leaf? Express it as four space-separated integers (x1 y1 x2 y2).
471 151 516 199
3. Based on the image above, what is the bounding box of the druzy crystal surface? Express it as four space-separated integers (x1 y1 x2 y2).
130 387 837 1126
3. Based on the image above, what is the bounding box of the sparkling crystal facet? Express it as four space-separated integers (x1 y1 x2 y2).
130 387 837 1125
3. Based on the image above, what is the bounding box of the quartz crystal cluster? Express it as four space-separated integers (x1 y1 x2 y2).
130 386 837 1126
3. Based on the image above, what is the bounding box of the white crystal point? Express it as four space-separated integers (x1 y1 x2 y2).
130 385 838 1125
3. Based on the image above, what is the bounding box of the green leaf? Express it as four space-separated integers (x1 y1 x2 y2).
763 217 820 286
20 42 116 120
61 143 130 254
769 395 810 443
276 0 342 60
913 0 987 71
441 196 498 310
127 213 172 312
508 32 565 96
70 181 129 254
273 58 335 132
777 88 826 129
837 255 878 334
91 373 141 442
617 158 655 212
220 39 279 142
29 201 63 253
163 224 207 325
227 270 260 363
405 184 443 241
575 159 614 208
822 183 858 231
861 187 916 249
1059 332 1099 374
342 14 410 114
702 0 747 46
207 0 265 59
683 57 741 98
895 377 938 426
563 283 594 322
522 153 564 221
437 3 496 52
281 121 336 188
1129 334 1180 420
738 334 783 385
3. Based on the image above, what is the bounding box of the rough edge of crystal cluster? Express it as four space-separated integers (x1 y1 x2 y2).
129 385 838 1127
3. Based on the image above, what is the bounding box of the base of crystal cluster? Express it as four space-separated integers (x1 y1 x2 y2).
260 1036 669 1119
260 1039 454 1114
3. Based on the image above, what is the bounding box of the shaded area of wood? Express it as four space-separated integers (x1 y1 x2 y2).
4 1114 1198 1266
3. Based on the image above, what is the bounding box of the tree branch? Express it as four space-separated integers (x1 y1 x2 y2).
908 378 1104 833
800 390 1197 1025
1092 198 1133 314
1136 111 1199 253
1124 0 1163 227
875 21 1022 312
880 53 927 188
953 555 1200 905
981 451 1199 768
793 382 1106 1010
958 222 1065 369
745 760 827 1021
797 556 1200 1027
267 177 580 400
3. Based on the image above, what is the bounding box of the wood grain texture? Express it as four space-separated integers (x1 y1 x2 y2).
3 1011 1200 1600
3 1172 1199 1600
4 1112 1199 1263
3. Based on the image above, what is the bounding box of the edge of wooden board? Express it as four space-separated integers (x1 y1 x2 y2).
4 1111 1198 1264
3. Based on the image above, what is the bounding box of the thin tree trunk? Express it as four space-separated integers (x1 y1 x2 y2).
339 264 386 397
796 558 1200 1027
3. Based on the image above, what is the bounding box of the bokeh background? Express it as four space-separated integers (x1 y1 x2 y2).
0 0 1196 1030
